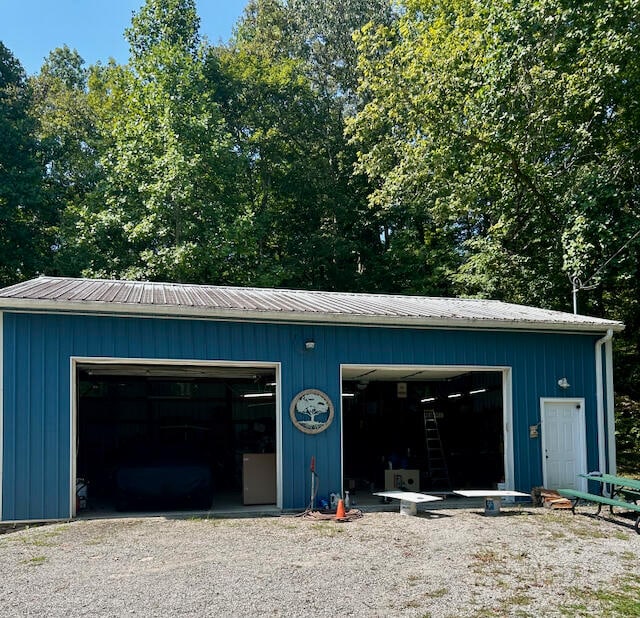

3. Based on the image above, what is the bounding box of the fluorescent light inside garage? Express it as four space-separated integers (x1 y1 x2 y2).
242 392 275 399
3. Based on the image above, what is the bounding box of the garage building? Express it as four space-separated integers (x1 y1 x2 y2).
0 276 623 522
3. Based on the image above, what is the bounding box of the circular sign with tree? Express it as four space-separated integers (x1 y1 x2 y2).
289 389 335 434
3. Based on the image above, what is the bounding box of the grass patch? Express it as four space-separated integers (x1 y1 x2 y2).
24 538 55 547
21 529 62 548
21 555 47 566
564 575 640 617
424 588 448 599
560 604 588 616
586 578 640 616
570 523 610 539
493 579 510 589
471 595 534 618
472 549 503 565
402 599 421 609
470 549 510 577
508 592 533 606
470 608 515 618
310 522 344 537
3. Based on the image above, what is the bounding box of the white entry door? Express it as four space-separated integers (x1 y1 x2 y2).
540 399 587 491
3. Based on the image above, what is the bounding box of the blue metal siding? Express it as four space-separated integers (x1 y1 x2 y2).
2 312 601 521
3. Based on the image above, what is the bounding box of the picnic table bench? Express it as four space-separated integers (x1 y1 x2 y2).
558 473 640 534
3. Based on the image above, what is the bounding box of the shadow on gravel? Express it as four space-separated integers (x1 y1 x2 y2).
471 510 535 518
579 510 640 535
414 511 452 520
0 522 51 536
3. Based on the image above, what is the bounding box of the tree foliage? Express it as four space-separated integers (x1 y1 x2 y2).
1 0 638 302
30 45 103 275
63 0 245 282
350 0 640 310
0 43 52 286
217 0 388 290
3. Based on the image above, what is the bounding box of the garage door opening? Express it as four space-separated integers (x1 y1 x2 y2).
342 367 506 497
75 362 278 514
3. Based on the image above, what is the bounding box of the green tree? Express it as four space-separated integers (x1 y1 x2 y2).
67 0 242 283
217 2 366 290
233 0 458 294
0 42 50 286
30 46 103 275
287 0 394 108
349 0 640 306
218 0 403 291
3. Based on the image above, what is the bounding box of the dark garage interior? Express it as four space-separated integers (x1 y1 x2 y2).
342 369 504 496
76 364 277 513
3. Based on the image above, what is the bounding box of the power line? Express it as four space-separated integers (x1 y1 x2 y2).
583 226 640 286
571 226 640 314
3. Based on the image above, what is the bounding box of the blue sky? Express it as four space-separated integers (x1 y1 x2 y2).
0 0 249 75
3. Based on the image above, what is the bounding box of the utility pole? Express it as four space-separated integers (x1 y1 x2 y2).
569 274 596 315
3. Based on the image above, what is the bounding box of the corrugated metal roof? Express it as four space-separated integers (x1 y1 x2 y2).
0 276 624 332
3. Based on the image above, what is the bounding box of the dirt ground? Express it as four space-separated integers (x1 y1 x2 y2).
1 505 639 617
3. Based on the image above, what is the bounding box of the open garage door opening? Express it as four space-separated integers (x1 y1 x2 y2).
75 362 278 514
342 367 505 498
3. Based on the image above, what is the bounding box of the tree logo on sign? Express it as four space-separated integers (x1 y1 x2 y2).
289 389 334 434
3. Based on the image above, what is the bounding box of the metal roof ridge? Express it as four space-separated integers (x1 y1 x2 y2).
7 277 571 304
24 276 491 303
0 297 625 332
0 276 624 329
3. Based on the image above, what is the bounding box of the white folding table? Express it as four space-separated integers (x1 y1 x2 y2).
373 490 443 516
453 489 529 515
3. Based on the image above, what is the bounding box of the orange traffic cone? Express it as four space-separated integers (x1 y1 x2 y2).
335 498 346 520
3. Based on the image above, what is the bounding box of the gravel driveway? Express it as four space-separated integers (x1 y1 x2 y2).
1 506 639 617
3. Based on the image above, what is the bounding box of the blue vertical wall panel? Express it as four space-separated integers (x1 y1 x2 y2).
2 311 602 521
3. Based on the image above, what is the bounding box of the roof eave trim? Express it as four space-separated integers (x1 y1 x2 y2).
0 298 624 333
